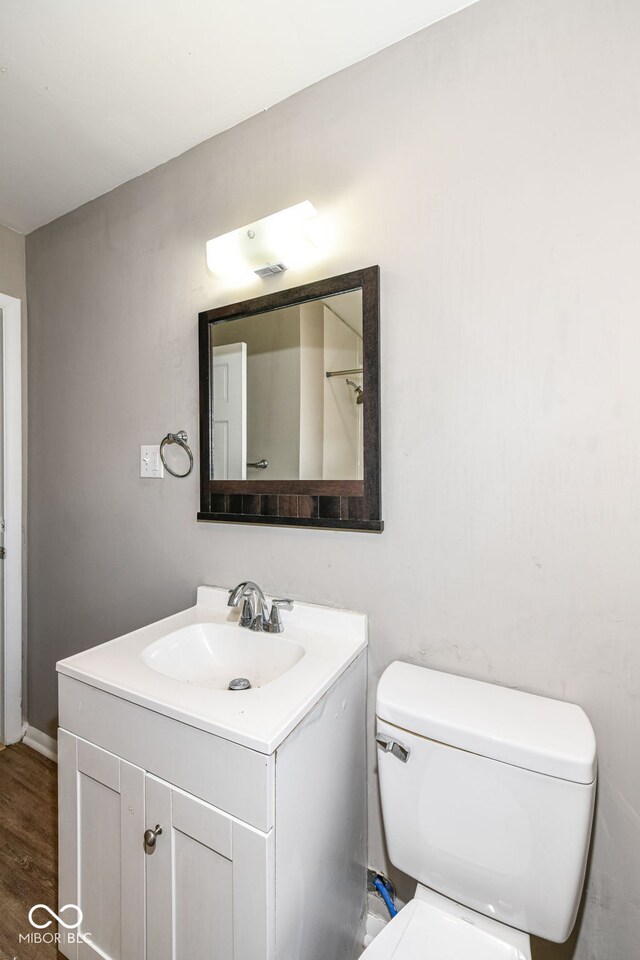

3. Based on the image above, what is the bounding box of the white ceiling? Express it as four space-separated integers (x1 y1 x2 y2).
0 0 478 234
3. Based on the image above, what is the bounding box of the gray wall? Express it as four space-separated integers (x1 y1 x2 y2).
26 1 640 956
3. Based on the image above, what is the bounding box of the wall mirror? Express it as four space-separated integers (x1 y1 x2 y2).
198 266 382 530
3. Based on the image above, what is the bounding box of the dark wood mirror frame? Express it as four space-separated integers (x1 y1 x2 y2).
198 265 382 531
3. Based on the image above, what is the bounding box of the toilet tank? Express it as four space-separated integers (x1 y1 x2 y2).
376 662 597 943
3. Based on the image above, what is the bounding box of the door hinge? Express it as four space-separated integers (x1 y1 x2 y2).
0 547 5 559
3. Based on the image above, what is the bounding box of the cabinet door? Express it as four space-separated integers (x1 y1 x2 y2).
58 730 145 960
145 775 274 960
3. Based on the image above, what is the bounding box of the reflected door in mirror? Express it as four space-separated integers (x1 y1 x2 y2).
211 342 247 480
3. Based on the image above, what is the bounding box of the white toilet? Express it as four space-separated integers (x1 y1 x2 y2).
365 661 597 960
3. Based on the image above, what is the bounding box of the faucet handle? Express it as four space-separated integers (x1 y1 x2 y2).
266 598 293 633
239 595 256 628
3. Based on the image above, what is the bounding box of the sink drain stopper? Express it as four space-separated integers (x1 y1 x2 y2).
228 677 251 691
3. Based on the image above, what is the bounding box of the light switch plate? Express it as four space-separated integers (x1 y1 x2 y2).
140 445 164 478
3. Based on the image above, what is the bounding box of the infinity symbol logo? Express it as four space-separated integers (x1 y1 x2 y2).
28 904 83 930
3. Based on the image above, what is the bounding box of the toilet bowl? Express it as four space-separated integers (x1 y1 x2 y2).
364 888 531 959
363 662 597 959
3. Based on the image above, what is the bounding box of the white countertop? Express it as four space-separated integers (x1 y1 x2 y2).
57 586 367 755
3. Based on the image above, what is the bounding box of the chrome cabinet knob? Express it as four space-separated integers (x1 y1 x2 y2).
144 824 163 849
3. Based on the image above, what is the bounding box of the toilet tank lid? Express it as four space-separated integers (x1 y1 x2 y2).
377 662 597 784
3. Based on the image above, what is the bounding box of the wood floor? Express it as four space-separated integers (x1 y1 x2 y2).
0 743 63 960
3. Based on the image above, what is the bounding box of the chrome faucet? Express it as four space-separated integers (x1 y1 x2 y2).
228 581 269 630
227 581 293 633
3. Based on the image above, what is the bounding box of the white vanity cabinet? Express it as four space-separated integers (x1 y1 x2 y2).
57 651 366 960
58 734 273 960
145 775 272 960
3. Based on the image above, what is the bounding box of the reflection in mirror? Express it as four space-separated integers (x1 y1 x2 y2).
210 290 363 481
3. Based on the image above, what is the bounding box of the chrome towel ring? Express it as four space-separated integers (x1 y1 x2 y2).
160 430 194 478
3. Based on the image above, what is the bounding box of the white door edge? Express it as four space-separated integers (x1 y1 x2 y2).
0 292 23 745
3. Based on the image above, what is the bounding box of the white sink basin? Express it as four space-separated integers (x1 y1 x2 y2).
56 586 367 753
141 622 305 689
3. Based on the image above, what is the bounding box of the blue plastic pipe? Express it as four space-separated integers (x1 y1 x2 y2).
372 876 398 919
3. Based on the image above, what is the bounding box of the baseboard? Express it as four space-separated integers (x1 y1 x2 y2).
22 725 58 762
364 907 390 947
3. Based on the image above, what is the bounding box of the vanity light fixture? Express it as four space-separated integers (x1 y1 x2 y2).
205 201 319 282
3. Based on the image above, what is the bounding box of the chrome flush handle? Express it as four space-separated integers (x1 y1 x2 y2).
376 734 410 763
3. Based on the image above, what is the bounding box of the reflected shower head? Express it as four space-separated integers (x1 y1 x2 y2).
346 379 364 405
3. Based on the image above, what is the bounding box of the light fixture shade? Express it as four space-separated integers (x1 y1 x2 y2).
206 201 318 281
